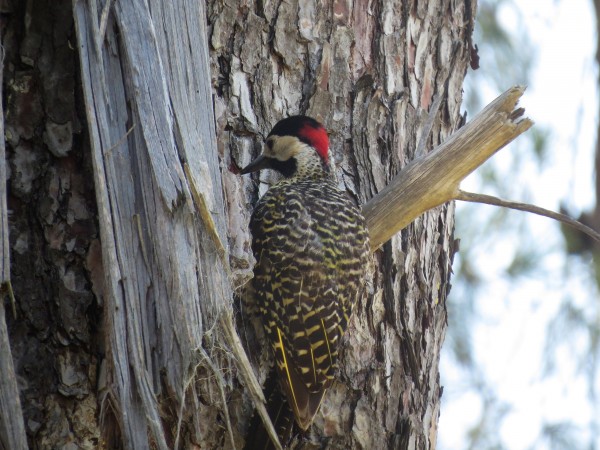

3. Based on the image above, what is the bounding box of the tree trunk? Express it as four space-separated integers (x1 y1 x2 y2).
0 15 28 447
2 1 102 448
1 0 474 448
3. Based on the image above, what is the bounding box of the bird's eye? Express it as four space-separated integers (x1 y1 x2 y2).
266 139 274 150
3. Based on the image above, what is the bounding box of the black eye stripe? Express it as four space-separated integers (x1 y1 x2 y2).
266 139 274 150
269 158 297 177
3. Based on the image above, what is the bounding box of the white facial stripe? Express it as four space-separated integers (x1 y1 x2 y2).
266 135 303 161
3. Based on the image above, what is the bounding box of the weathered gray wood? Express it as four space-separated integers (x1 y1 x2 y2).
364 86 533 250
73 3 154 447
0 50 28 450
74 0 233 447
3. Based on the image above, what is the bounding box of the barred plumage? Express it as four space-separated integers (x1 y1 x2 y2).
242 116 370 431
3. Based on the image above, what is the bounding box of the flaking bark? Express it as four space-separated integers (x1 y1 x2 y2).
212 0 475 447
1 0 481 448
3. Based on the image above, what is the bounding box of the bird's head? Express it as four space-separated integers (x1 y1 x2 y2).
240 116 330 178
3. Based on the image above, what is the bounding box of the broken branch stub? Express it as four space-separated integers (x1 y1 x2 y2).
363 85 534 251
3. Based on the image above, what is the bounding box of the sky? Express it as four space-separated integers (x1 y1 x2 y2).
439 0 599 449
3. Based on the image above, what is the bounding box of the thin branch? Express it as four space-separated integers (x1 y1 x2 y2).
455 190 600 243
219 311 284 450
104 124 136 155
363 85 534 251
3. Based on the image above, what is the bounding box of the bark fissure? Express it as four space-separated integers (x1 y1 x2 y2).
1 0 482 448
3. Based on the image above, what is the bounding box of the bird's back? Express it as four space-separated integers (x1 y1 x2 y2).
250 177 370 429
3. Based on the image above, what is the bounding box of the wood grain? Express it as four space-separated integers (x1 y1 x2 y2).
364 86 533 251
74 1 232 448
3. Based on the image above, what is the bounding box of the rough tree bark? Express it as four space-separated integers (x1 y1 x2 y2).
0 0 476 449
2 1 102 448
212 1 472 448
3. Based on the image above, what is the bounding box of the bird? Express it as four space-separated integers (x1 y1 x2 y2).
240 115 371 436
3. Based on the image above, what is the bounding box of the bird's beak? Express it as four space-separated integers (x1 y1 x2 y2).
240 154 270 174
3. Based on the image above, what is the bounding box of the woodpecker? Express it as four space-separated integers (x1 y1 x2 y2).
241 116 371 432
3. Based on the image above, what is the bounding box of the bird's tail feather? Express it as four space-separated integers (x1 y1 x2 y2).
243 370 295 450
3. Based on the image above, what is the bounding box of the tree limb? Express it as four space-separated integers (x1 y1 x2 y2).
455 190 600 243
363 85 534 251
